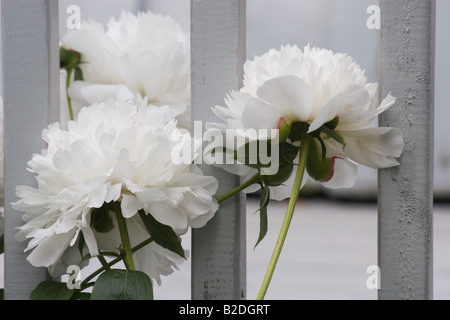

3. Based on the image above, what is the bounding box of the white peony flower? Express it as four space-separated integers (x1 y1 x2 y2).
208 45 404 200
62 10 190 127
12 98 218 283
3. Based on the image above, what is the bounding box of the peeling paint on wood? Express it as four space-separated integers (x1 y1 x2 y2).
378 0 435 300
190 0 246 300
2 0 59 299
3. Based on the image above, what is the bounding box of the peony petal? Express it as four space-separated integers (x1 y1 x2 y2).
82 226 99 257
135 189 168 204
308 93 343 132
321 158 358 189
105 183 122 203
241 97 280 130
340 127 404 169
146 201 188 234
256 75 313 123
26 231 76 268
121 194 144 218
69 81 134 107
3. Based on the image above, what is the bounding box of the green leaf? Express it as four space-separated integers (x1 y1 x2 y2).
90 269 153 300
254 182 270 249
30 281 75 300
138 210 186 259
71 291 91 300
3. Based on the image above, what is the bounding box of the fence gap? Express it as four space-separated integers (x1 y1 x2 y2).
190 0 246 300
2 0 60 299
378 0 435 300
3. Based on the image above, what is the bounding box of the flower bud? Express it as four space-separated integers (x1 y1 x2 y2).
306 138 336 182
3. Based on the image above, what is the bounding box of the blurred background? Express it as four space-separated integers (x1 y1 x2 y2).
0 0 449 300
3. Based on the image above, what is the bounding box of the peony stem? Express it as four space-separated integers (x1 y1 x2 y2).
79 237 153 290
256 136 310 300
114 202 136 271
217 173 260 204
65 68 75 121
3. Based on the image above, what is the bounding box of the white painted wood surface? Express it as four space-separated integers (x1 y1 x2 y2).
2 0 60 299
378 0 435 300
190 0 246 300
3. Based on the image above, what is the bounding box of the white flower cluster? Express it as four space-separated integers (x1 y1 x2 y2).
209 45 403 200
13 99 218 283
62 10 190 127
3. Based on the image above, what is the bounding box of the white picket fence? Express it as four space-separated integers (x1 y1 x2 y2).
1 0 434 300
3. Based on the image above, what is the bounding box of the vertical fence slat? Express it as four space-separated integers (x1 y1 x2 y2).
378 0 435 300
2 0 59 299
191 0 246 300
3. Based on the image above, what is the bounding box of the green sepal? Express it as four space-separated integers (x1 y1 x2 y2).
288 122 309 142
264 162 294 187
60 47 81 70
277 118 292 143
306 138 336 182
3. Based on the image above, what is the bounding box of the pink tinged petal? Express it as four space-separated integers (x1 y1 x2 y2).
256 75 313 123
121 194 144 218
321 158 358 189
241 97 280 130
341 127 404 169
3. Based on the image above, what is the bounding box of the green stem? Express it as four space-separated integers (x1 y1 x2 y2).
79 237 154 290
65 67 75 121
97 256 110 271
114 202 135 271
217 173 260 203
256 136 310 300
